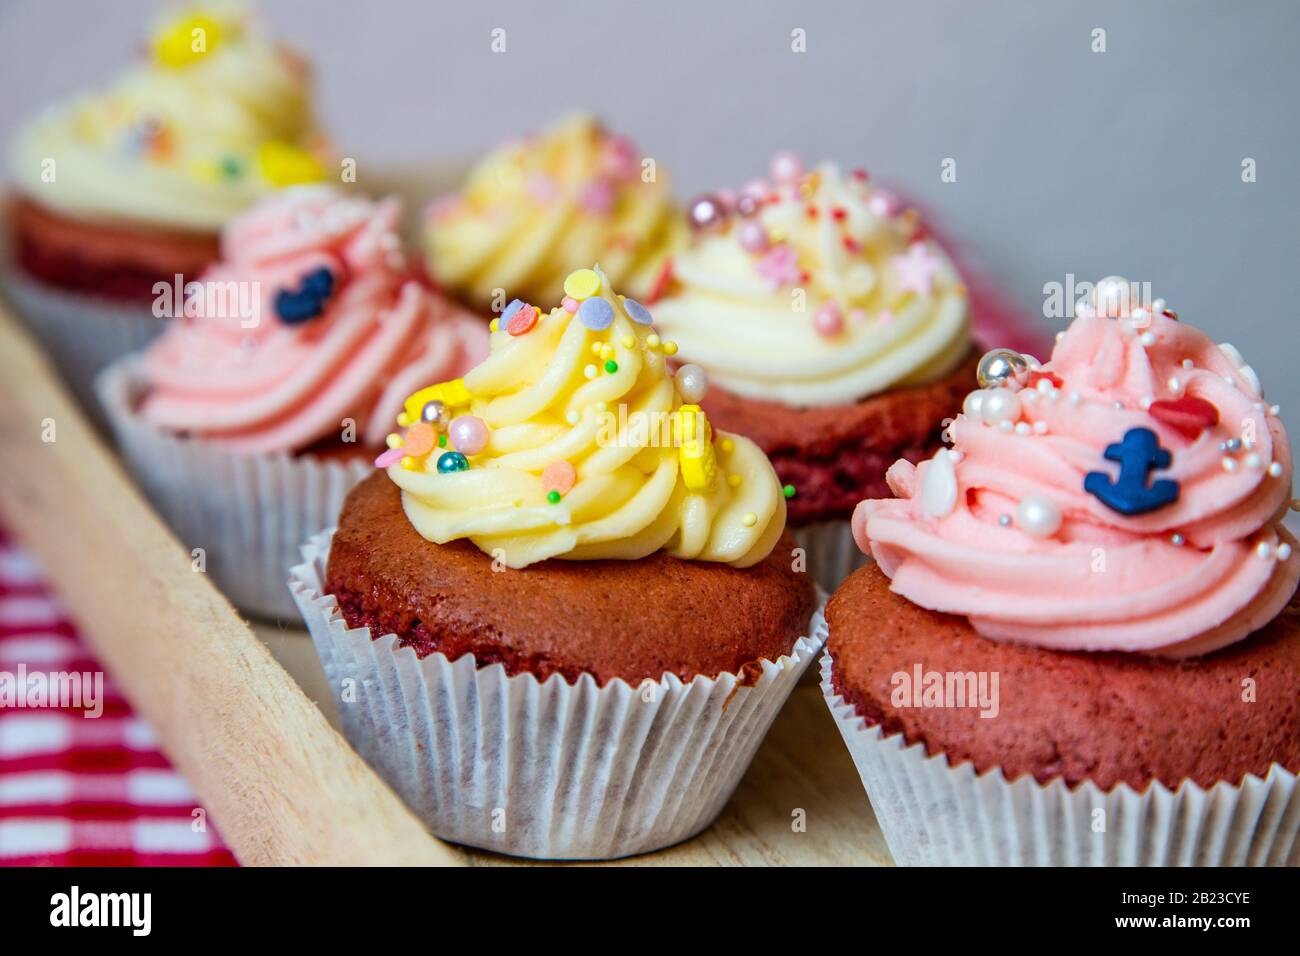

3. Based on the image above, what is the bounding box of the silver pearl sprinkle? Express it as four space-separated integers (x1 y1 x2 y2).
688 194 727 231
421 399 449 425
976 348 1029 389
1170 533 1185 546
998 514 1012 527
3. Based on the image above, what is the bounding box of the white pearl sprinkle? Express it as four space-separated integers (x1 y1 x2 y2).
1033 421 1048 434
1270 404 1281 415
1222 457 1238 472
1170 533 1185 546
1068 390 1082 406
583 364 597 379
565 410 580 425
1152 298 1166 312
1139 332 1156 346
1167 376 1181 393
1055 331 1066 342
1224 375 1236 386
1140 395 1154 410
1037 379 1054 395
1181 359 1194 370
1279 543 1294 561
1268 462 1284 477
998 514 1012 526
998 419 1014 433
1113 401 1125 411
1246 453 1262 469
950 451 964 463
1256 542 1273 559
1015 422 1032 435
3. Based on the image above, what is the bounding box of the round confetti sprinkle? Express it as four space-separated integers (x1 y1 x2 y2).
506 303 539 336
564 269 601 300
562 296 579 313
727 474 742 488
604 359 619 374
402 422 437 457
742 512 758 527
542 460 577 495
662 340 679 356
623 298 654 325
437 451 469 473
578 297 614 331
783 484 796 499
547 490 562 504
500 298 525 324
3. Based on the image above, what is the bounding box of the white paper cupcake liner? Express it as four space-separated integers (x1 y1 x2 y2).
4 269 167 427
97 358 371 620
289 529 828 860
792 518 868 596
820 653 1300 866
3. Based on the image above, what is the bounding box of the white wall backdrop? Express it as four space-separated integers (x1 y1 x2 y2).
3 0 1297 453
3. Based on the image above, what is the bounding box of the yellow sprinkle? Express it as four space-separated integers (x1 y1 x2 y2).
385 433 402 449
489 318 500 332
647 333 661 349
770 228 787 243
564 268 601 300
621 334 636 348
400 456 418 471
257 141 326 187
600 344 615 361
727 473 742 488
720 438 735 454
396 412 410 427
662 341 679 356
590 342 603 355
742 512 758 527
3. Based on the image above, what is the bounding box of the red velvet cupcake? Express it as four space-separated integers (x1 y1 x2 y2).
290 268 822 859
823 279 1300 865
652 154 979 592
5 4 329 410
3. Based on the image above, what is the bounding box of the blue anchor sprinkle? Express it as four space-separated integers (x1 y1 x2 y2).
275 266 336 325
1083 427 1180 515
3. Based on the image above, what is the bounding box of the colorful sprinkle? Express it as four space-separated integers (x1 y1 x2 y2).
661 340 678 356
542 460 577 496
436 451 469 473
742 512 758 527
1084 427 1179 515
604 359 618 374
274 266 335 324
402 422 438 457
547 490 562 504
623 298 654 325
562 296 579 313
374 447 404 469
1147 396 1219 440
449 415 490 456
578 297 614 331
506 302 539 336
783 484 796 499
564 269 601 301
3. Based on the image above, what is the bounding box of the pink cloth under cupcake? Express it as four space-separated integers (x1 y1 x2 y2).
141 187 487 454
855 297 1298 658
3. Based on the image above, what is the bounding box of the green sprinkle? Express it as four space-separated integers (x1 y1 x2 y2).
604 359 618 374
782 484 796 499
217 153 243 180
547 490 562 504
438 433 448 447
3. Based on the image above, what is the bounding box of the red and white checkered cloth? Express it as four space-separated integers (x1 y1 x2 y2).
0 530 235 866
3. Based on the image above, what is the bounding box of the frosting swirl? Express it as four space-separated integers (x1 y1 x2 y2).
11 4 326 232
854 292 1298 658
382 268 787 569
651 156 971 407
424 114 684 308
141 188 487 454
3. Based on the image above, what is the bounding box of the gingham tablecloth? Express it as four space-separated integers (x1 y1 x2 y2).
0 531 235 866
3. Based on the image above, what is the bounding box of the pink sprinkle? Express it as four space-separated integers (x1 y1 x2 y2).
562 296 579 313
542 460 577 496
867 189 900 218
526 175 557 203
374 446 405 469
849 308 869 325
600 136 638 180
755 243 802 290
579 180 615 215
878 309 895 325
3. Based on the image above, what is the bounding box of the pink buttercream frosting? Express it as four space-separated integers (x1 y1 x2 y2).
853 304 1298 658
141 188 488 454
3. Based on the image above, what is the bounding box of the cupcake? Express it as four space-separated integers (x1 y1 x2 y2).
98 187 486 619
824 279 1300 865
6 3 329 407
289 267 822 859
424 113 684 312
651 154 978 592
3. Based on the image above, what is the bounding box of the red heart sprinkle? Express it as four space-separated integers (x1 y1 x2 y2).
1148 397 1219 439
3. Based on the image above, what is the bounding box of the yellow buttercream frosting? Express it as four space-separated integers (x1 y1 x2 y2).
10 2 326 231
652 159 971 407
384 269 787 569
424 114 685 309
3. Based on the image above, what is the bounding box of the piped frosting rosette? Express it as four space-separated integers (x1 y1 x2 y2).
651 154 971 407
854 279 1298 658
140 187 486 453
11 3 327 231
425 114 684 308
377 267 788 569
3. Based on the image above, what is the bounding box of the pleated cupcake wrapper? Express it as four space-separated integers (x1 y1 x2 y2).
4 270 167 429
97 358 371 621
820 653 1300 866
289 529 828 860
792 518 868 596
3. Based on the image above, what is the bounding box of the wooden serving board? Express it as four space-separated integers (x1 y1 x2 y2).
0 296 889 867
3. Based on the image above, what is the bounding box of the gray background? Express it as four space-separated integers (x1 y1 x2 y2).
3 0 1297 455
